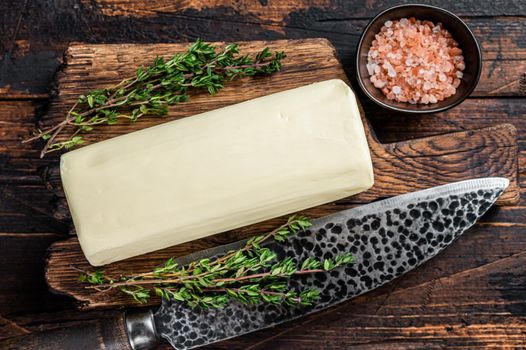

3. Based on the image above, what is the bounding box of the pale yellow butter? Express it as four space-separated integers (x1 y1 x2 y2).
61 79 374 266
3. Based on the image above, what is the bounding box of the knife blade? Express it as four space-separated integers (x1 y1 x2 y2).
1 178 509 350
148 177 508 349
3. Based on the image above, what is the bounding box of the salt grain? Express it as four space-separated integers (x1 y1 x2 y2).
367 17 465 104
421 95 430 104
423 81 432 91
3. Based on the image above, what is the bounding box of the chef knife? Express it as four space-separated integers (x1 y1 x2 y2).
1 177 509 350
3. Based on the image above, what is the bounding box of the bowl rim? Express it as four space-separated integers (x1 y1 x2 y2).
355 3 482 114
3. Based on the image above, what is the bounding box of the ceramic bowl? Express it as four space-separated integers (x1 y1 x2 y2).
356 4 482 113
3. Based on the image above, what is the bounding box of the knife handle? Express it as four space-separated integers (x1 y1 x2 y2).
0 310 159 350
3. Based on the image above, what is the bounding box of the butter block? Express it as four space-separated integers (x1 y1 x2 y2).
61 79 374 266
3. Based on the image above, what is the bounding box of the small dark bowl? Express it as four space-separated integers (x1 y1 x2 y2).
356 4 482 113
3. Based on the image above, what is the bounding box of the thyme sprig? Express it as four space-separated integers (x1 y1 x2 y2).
78 215 354 308
25 39 286 157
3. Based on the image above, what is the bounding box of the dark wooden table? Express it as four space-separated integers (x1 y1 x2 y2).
1 1 525 349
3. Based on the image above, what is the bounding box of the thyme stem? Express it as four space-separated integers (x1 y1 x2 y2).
24 40 286 157
203 288 304 304
78 215 355 308
84 268 325 290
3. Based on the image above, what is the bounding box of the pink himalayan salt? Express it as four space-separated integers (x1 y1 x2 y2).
367 17 465 104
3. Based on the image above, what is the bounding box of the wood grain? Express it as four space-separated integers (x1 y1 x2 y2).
1 1 526 349
0 233 68 314
2 1 526 98
366 98 526 144
0 312 132 350
0 317 28 341
43 38 519 310
77 0 526 22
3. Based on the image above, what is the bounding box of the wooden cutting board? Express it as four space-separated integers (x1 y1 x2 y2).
44 38 519 310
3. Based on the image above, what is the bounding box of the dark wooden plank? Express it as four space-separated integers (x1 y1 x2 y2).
0 99 75 325
0 312 132 350
364 123 518 204
0 186 68 234
73 0 526 22
0 101 69 234
0 100 55 188
1 0 526 97
365 98 526 145
6 309 123 333
0 317 28 341
0 233 72 315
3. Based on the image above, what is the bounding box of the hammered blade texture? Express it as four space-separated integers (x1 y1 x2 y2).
156 179 507 349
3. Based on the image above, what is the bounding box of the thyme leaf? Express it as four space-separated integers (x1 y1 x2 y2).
24 39 286 157
78 215 354 309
